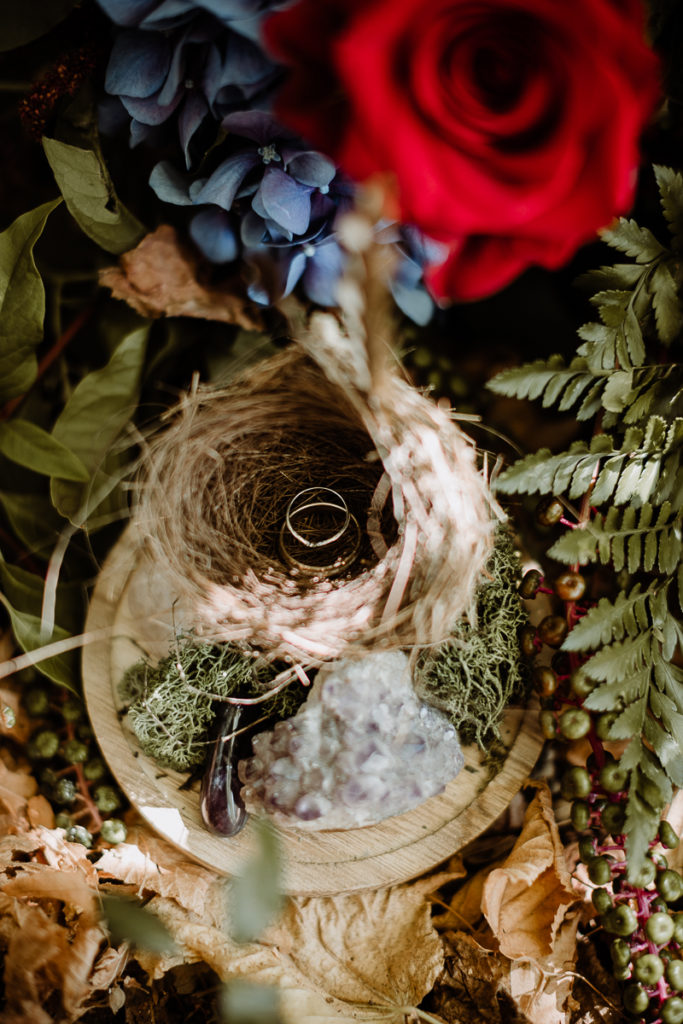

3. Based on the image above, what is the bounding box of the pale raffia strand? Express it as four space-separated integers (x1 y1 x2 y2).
137 223 499 665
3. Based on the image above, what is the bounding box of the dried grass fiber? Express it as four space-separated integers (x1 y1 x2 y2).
138 311 497 664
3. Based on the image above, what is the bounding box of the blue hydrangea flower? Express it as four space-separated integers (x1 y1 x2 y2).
97 0 285 42
244 233 346 306
103 16 281 165
150 111 343 238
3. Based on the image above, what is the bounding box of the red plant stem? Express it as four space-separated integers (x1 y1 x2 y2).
0 305 94 422
64 719 102 831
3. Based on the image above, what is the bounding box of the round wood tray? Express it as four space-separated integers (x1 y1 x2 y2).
83 525 544 896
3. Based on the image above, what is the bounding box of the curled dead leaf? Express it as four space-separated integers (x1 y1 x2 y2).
99 225 263 330
482 784 580 959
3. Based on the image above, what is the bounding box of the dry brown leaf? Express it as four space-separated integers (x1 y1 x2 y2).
99 225 263 329
433 858 506 937
434 931 521 1024
0 759 37 817
26 794 54 828
482 784 580 959
96 822 223 922
509 910 580 1024
264 883 444 1018
3 866 97 916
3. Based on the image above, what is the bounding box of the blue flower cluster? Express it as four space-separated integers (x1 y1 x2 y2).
97 0 436 319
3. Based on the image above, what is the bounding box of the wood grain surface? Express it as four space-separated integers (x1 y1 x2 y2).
83 526 544 895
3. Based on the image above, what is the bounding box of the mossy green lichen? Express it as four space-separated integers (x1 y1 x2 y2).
120 638 306 771
414 528 528 747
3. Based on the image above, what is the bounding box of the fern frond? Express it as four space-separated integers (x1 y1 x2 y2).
563 585 655 649
600 218 667 263
487 355 606 417
654 164 683 254
548 503 682 572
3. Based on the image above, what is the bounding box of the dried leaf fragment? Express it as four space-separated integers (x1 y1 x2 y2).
99 225 262 330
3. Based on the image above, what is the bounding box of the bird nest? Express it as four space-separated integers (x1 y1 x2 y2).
138 307 497 665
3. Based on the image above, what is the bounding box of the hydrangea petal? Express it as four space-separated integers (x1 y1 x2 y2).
286 151 336 188
105 30 171 99
179 90 210 168
240 210 268 246
303 239 345 306
120 90 183 126
222 110 290 143
149 161 194 205
96 0 160 27
190 208 239 262
193 151 259 209
259 167 312 234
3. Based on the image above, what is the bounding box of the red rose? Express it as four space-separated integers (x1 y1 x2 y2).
265 0 659 301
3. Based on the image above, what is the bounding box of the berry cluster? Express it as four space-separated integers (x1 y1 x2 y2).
23 682 127 848
521 556 683 1023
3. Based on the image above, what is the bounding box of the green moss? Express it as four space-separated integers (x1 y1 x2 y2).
414 528 528 748
120 638 306 772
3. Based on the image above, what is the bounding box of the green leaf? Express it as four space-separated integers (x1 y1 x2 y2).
50 325 149 524
0 491 62 551
0 199 61 402
0 592 73 688
654 165 683 253
0 420 89 480
0 1 76 52
624 769 665 882
229 818 283 944
650 262 681 345
600 218 667 264
601 371 634 414
100 895 176 953
43 137 145 255
221 981 281 1024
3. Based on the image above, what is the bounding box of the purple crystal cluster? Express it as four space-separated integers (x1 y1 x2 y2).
96 0 437 319
238 651 464 830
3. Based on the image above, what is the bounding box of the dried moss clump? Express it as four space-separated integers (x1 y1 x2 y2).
120 638 307 771
415 529 528 747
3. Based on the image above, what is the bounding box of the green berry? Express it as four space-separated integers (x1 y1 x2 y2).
652 897 669 914
518 569 543 599
537 615 568 648
639 777 666 812
100 819 127 844
592 887 613 914
1 705 16 729
61 698 83 722
94 786 120 813
667 960 683 991
601 803 626 837
660 821 680 850
658 870 683 904
54 812 72 829
571 799 590 831
24 687 49 716
411 346 432 369
622 983 649 1016
604 904 638 936
595 712 619 741
569 670 595 699
612 964 631 982
519 625 538 658
539 710 558 740
65 825 92 848
536 496 564 527
579 836 597 863
610 938 631 968
532 666 558 698
559 708 592 741
63 739 89 764
561 767 592 800
588 855 614 886
663 997 683 1024
633 953 664 985
83 758 106 782
599 762 629 793
40 766 59 791
55 778 78 805
674 914 683 943
646 911 675 946
77 722 94 741
28 729 59 760
627 857 656 888
554 571 586 602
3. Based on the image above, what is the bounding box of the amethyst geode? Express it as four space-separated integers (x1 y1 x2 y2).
238 651 464 830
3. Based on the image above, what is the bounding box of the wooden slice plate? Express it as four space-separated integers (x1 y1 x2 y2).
83 525 544 896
